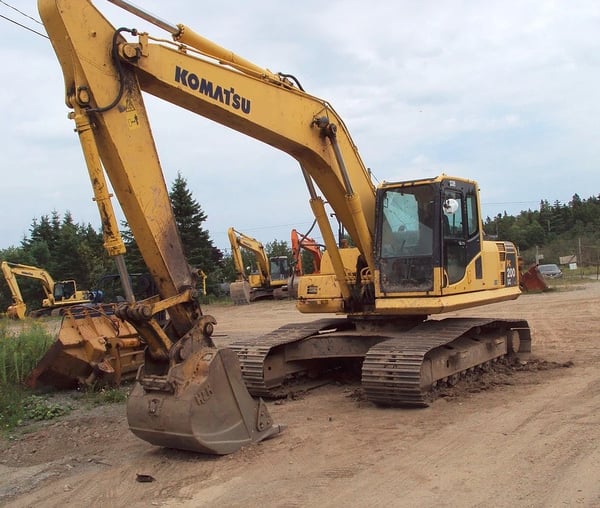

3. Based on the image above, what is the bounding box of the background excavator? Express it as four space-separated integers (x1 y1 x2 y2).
228 227 290 304
39 0 531 455
288 228 322 298
291 228 322 276
1 261 93 319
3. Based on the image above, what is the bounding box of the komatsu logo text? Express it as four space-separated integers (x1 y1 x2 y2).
175 66 251 114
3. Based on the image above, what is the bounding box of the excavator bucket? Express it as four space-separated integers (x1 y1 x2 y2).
26 305 145 389
230 281 251 305
7 302 26 320
127 347 283 455
520 264 548 292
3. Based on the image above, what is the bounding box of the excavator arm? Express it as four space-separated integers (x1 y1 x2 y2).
228 228 249 284
38 0 284 455
1 261 31 319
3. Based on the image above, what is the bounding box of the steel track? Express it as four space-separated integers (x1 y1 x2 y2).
230 317 531 405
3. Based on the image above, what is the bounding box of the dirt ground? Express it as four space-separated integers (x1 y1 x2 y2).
1 280 599 507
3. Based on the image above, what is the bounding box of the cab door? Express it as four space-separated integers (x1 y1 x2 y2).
441 180 481 288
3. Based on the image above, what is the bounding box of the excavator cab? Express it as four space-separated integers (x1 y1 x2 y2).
269 256 291 282
375 176 518 303
53 280 76 301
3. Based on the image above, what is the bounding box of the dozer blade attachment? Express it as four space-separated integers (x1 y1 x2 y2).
127 347 283 455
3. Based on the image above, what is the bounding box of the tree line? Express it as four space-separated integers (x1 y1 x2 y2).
484 193 600 266
0 173 292 313
3 180 597 314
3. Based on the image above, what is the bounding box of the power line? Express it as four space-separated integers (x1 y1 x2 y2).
0 0 47 39
0 13 47 38
0 0 42 25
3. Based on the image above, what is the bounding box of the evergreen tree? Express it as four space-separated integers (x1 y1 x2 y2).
265 239 292 259
169 172 223 275
77 223 113 287
120 172 225 295
120 221 146 274
53 212 81 281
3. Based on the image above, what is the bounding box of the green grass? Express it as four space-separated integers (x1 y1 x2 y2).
0 319 133 433
0 321 60 431
0 321 52 385
79 384 129 407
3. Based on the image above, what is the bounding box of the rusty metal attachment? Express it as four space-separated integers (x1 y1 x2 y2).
26 304 145 389
519 262 549 292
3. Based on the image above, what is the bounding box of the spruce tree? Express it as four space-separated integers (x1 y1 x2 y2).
120 221 146 274
119 172 223 294
169 171 223 276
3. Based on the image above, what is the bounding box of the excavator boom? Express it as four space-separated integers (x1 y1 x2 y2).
1 261 27 319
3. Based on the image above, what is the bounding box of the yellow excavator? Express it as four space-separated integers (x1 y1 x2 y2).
39 0 531 455
1 261 92 319
228 227 290 304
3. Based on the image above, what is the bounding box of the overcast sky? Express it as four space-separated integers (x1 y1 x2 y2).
1 1 598 255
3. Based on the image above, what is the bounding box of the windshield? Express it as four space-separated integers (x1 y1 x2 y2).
270 257 289 281
378 184 435 292
380 186 434 257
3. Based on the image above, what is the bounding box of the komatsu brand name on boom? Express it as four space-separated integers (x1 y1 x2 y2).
175 66 251 114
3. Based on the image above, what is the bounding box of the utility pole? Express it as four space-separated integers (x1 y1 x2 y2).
578 237 583 278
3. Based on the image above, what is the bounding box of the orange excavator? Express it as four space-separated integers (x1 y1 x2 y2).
289 228 322 298
291 229 322 276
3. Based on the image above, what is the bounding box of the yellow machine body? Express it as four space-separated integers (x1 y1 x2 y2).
39 0 529 453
